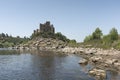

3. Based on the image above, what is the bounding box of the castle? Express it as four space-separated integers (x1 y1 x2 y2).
34 21 55 34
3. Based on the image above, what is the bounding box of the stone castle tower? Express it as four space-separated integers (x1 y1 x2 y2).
40 21 55 33
34 21 55 34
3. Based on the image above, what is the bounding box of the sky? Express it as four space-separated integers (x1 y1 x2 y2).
0 0 120 42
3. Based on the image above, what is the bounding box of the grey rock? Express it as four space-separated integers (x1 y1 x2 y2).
79 59 88 64
89 68 106 80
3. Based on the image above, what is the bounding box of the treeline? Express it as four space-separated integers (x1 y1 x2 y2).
0 33 29 48
84 27 120 49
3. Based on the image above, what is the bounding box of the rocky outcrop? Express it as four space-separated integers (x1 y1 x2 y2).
18 38 67 51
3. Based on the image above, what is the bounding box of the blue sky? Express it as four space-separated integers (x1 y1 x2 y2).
0 0 120 42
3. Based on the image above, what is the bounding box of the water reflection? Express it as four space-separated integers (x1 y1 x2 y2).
31 52 56 80
80 64 89 73
40 55 55 80
0 49 20 55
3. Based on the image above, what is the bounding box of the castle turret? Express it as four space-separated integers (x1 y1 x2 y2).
33 21 55 36
46 21 50 26
39 21 55 33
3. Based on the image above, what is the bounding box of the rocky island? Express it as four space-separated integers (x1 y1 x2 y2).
17 21 68 51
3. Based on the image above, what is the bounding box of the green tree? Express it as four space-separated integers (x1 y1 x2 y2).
1 33 6 37
17 36 20 38
84 35 93 42
6 34 9 37
109 28 118 41
92 27 103 40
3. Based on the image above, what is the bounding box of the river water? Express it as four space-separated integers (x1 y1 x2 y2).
0 49 120 80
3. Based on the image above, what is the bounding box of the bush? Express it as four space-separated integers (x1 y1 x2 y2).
55 32 68 42
84 35 93 42
109 28 118 41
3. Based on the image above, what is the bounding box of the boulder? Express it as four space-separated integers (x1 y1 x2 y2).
46 42 51 45
79 59 88 64
89 68 106 80
114 62 120 69
105 59 113 65
85 50 96 55
112 59 118 63
105 59 119 65
79 49 84 53
90 56 102 63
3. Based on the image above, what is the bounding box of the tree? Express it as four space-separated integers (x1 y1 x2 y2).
17 36 20 38
92 27 103 40
109 28 118 41
6 34 9 37
84 35 93 42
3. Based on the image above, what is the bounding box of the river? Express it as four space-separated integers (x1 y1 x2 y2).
0 49 120 80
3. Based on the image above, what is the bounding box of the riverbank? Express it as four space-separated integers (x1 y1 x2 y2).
61 47 120 80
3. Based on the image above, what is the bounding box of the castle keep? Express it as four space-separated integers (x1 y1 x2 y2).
34 21 55 34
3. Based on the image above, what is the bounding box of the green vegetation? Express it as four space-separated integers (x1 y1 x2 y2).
31 32 69 42
84 35 93 42
31 32 54 39
54 32 69 42
84 27 103 42
92 27 103 40
83 27 120 49
67 39 77 47
109 28 118 41
0 33 29 48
